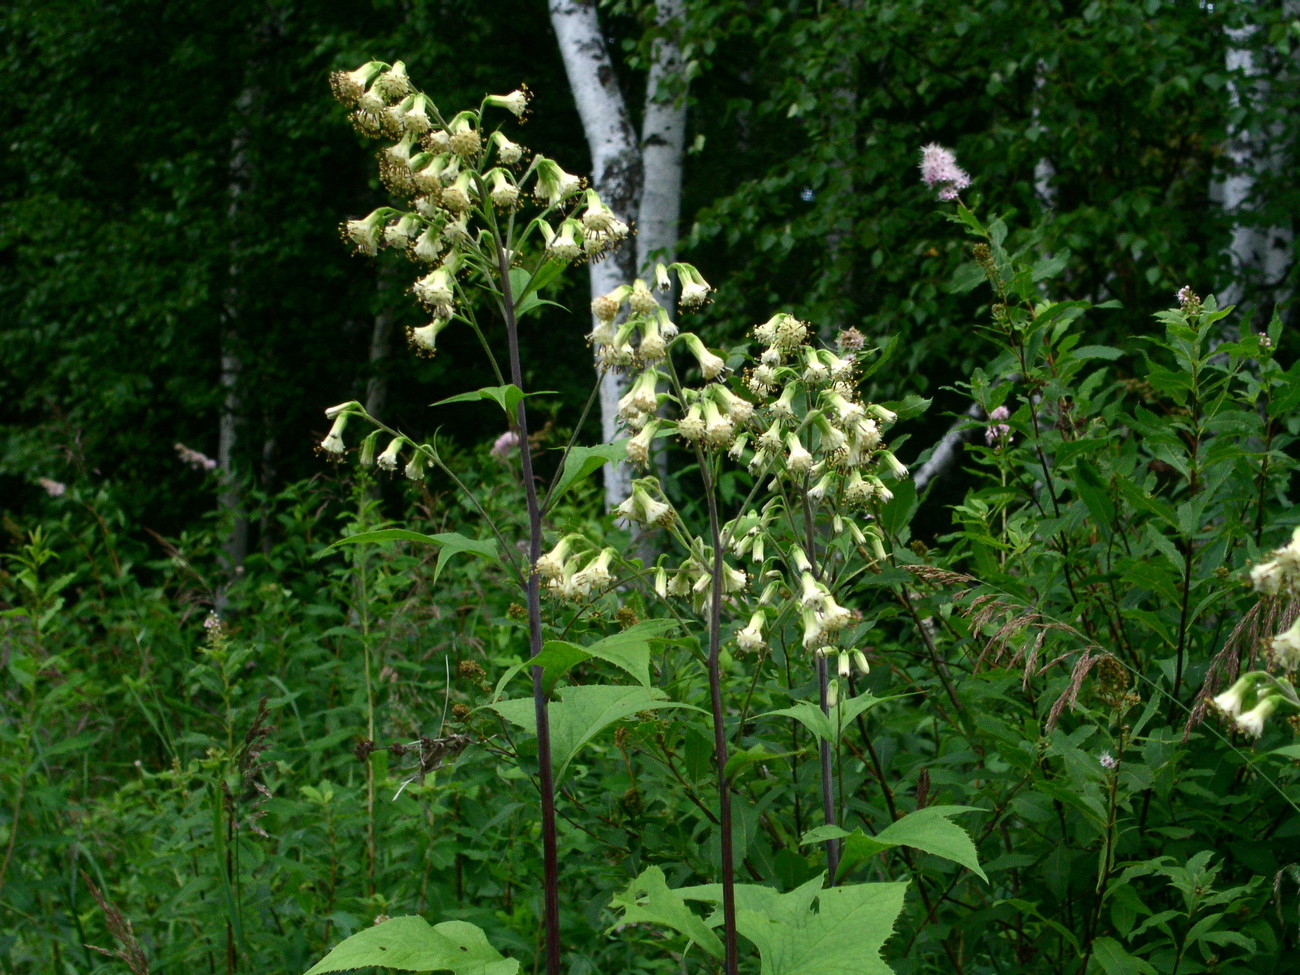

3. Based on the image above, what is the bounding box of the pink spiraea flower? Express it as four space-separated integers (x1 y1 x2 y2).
919 144 971 201
174 443 218 471
38 477 67 497
985 405 1012 446
490 430 521 462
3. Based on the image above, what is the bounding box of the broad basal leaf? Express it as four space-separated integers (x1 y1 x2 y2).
303 917 517 975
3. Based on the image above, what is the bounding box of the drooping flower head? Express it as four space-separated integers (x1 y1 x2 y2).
919 143 971 201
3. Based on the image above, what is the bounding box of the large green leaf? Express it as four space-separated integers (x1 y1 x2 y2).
609 866 724 958
489 619 679 697
681 878 905 975
430 384 556 418
626 875 907 975
1089 936 1156 975
303 917 518 975
760 689 886 744
801 806 987 882
547 441 628 508
486 684 701 783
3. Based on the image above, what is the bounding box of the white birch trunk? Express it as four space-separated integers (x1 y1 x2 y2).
1031 60 1057 211
218 84 254 580
1216 16 1292 312
549 0 687 510
636 0 687 281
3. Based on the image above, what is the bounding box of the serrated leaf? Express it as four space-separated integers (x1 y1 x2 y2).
733 878 909 975
491 619 679 698
582 618 678 686
547 441 628 508
486 684 701 783
303 917 518 975
871 806 987 881
609 866 724 958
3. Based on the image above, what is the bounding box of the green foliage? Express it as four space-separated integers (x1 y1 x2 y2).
303 916 519 975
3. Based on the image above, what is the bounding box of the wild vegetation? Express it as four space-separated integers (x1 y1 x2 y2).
4 3 1300 974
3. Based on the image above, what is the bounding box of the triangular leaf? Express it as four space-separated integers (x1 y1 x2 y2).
608 866 724 959
430 385 557 418
581 618 679 687
303 917 518 975
486 684 701 783
548 441 628 508
760 689 887 745
733 879 908 975
871 806 987 881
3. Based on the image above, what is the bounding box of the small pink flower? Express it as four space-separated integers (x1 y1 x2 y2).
490 430 521 461
919 144 971 201
985 405 1012 446
175 442 218 471
38 477 66 497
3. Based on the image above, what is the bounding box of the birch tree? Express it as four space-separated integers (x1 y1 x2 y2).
1216 8 1294 314
549 0 687 509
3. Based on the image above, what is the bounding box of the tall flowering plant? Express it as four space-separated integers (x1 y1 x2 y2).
304 61 981 975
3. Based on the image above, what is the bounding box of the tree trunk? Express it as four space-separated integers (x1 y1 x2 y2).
1216 15 1293 314
218 83 255 581
549 0 688 510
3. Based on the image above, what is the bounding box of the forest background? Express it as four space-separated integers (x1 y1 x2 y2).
5 1 1300 974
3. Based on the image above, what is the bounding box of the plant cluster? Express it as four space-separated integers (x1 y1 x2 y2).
5 55 1300 975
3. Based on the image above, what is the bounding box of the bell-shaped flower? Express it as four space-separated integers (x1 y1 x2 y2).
408 317 450 357
488 169 519 208
532 156 583 206
490 131 525 165
404 449 427 481
673 332 726 380
626 419 661 468
376 438 404 471
1236 693 1281 738
785 432 814 473
1211 674 1261 719
320 414 348 455
736 611 766 652
1272 617 1300 671
486 87 530 118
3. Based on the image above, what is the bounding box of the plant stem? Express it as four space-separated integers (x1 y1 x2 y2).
697 444 740 975
816 654 840 883
495 242 561 975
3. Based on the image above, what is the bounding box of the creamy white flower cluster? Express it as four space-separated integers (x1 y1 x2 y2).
1249 527 1300 599
1247 527 1300 673
1212 672 1299 739
330 62 628 360
535 535 621 602
583 303 905 661
1206 529 1300 740
588 263 710 376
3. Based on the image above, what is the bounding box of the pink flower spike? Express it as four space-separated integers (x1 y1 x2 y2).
919 143 971 200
